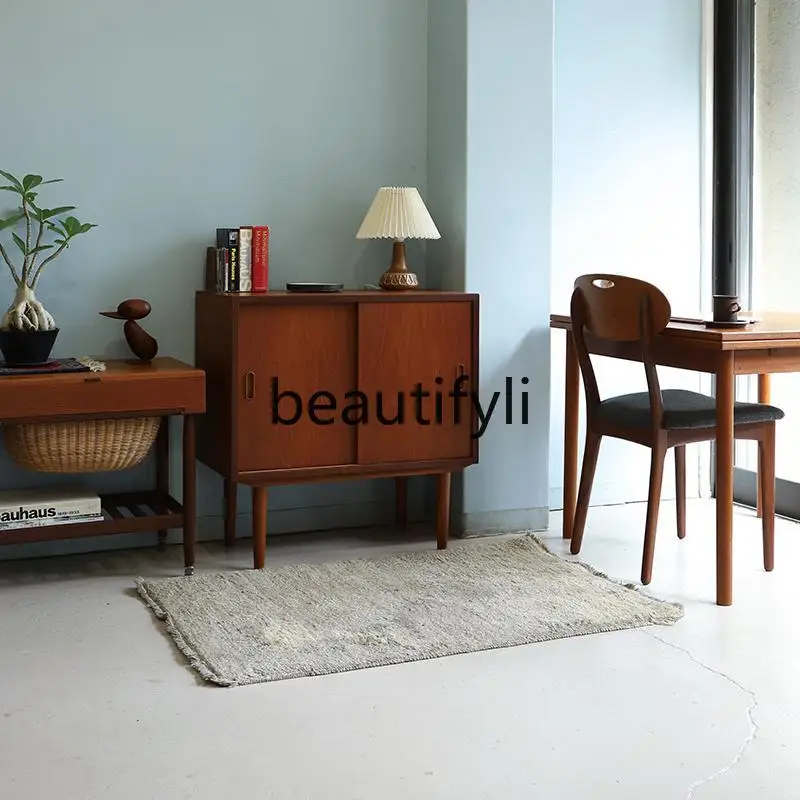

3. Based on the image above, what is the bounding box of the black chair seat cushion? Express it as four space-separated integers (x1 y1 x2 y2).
596 389 785 430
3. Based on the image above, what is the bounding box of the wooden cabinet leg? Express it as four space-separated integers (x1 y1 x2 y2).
436 472 451 550
252 486 267 569
182 414 197 576
156 416 170 550
395 477 407 527
224 478 238 547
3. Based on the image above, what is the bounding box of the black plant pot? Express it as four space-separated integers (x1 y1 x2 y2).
0 328 59 366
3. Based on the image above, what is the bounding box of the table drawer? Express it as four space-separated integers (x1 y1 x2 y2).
0 372 205 422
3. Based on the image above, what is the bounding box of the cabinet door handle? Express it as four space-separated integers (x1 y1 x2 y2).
244 371 255 400
457 362 466 378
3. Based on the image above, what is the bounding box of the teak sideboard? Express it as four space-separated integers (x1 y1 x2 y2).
194 290 480 568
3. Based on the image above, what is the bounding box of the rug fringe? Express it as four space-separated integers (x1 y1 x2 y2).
135 577 234 687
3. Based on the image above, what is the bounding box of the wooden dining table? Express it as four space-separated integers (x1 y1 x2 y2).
550 311 800 606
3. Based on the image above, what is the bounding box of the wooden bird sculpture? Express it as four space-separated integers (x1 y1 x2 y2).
99 298 158 362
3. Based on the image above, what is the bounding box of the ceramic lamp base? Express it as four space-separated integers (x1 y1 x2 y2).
379 241 419 291
380 270 419 290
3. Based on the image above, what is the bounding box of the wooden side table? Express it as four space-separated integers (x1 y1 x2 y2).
0 357 205 574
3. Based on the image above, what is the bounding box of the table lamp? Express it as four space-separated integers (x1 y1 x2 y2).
355 186 441 290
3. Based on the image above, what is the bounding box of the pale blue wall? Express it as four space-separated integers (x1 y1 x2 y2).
429 0 701 531
0 0 429 558
0 0 704 558
427 0 554 534
426 0 467 296
548 0 704 509
463 0 554 532
426 0 468 520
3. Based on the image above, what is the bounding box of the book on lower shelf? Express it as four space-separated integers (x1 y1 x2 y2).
0 483 103 531
0 514 103 532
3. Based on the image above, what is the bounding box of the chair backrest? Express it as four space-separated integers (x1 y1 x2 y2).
569 274 672 424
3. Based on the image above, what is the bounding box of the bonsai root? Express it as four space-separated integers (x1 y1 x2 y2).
0 284 55 331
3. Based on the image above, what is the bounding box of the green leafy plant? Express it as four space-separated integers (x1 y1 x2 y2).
0 170 96 331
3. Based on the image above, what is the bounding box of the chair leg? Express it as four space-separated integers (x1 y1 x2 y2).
675 445 686 539
641 440 667 585
569 432 602 555
760 423 776 572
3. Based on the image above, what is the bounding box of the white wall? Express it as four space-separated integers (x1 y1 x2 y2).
549 0 706 511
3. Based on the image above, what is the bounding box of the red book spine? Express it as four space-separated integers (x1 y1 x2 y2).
251 226 270 292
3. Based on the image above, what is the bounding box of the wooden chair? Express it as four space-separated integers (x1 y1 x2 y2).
568 273 783 585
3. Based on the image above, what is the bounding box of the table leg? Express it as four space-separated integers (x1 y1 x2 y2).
715 353 735 606
436 472 451 549
155 416 169 550
757 374 771 518
182 414 196 576
252 486 267 569
563 332 580 538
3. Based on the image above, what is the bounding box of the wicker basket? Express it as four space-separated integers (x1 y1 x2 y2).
3 417 161 473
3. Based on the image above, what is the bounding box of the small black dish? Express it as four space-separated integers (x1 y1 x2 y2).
703 319 751 329
286 282 344 293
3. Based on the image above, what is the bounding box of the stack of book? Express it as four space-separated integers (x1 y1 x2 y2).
213 226 270 292
0 484 103 532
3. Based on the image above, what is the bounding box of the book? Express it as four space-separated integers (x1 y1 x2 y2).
215 247 230 292
210 226 269 293
0 513 103 532
238 227 253 291
252 225 269 292
0 358 93 377
0 484 102 530
216 228 239 291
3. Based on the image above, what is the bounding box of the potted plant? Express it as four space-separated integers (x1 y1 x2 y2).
0 170 96 365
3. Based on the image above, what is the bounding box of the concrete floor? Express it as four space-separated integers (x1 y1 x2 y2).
0 499 797 799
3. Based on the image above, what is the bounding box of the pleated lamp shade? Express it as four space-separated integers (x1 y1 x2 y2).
356 187 441 241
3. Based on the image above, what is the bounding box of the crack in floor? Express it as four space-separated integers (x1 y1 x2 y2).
643 630 759 800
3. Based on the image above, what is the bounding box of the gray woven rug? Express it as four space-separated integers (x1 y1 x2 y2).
135 535 683 687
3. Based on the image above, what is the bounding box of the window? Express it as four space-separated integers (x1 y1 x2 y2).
726 0 800 515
